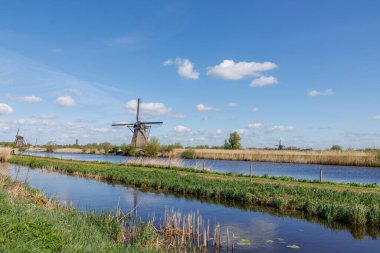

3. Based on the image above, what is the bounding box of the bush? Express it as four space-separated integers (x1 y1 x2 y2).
121 144 136 156
144 138 161 157
330 145 343 151
181 149 196 159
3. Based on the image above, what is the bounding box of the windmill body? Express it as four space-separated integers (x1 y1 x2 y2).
112 98 163 150
14 128 25 147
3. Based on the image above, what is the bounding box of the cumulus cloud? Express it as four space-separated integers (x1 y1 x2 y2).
173 125 191 133
265 125 295 133
248 122 263 129
56 96 76 107
250 76 278 88
372 115 380 120
216 129 223 135
236 129 249 135
0 103 13 115
163 57 200 80
196 104 214 112
90 126 110 133
308 89 334 97
125 99 171 117
252 107 259 113
227 102 238 108
207 60 277 80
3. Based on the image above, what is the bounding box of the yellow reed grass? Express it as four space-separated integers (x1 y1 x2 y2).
0 147 13 162
170 148 379 167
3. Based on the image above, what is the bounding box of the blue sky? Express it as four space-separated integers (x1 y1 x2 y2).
0 0 379 148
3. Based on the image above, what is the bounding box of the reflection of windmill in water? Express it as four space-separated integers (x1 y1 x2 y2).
274 139 285 150
112 98 163 152
14 128 25 147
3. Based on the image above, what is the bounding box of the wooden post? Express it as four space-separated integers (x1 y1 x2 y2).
250 164 252 177
320 167 323 183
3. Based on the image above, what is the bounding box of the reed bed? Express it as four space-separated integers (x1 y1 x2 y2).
9 155 380 228
126 157 211 171
171 149 380 167
0 147 13 162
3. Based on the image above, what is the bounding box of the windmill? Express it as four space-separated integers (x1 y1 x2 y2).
274 139 285 150
14 128 25 147
112 98 163 150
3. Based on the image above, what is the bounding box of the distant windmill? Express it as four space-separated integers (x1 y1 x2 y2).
112 98 163 150
14 128 25 147
274 139 285 150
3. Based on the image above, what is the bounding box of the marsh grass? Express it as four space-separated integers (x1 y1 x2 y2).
0 147 12 162
126 157 211 171
9 155 380 228
170 149 380 167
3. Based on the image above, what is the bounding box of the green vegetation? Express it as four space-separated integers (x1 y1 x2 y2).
9 155 380 228
180 149 196 159
143 137 161 157
224 131 242 149
330 145 343 151
0 175 127 252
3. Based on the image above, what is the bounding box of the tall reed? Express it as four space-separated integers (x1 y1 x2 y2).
0 147 12 162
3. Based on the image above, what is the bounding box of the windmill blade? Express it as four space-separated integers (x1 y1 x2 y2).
141 121 163 125
136 98 141 121
112 123 134 126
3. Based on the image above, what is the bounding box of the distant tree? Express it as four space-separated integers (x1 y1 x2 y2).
45 141 56 152
144 137 161 157
121 144 136 156
330 145 343 151
99 142 113 154
224 131 242 149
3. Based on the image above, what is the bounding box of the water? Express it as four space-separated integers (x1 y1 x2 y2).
22 151 380 184
1 163 379 253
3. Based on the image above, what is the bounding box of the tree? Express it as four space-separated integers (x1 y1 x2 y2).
99 142 113 154
224 131 242 149
330 145 343 151
144 137 161 157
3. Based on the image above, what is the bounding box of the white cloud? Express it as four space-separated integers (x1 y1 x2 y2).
252 107 259 113
163 57 200 80
196 104 214 112
250 76 278 88
56 96 76 107
248 122 263 129
372 115 380 120
216 129 223 135
50 48 62 54
236 129 249 135
6 94 42 103
0 103 13 115
207 60 277 80
173 125 191 133
125 99 171 117
162 59 173 66
227 102 238 108
265 125 295 133
90 126 110 133
308 89 334 97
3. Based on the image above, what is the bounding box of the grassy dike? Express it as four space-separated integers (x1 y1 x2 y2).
8 155 380 228
0 173 167 253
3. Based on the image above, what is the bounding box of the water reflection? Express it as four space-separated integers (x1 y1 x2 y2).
1 163 379 253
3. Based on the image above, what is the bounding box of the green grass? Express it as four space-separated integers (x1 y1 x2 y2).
0 174 167 253
8 155 380 228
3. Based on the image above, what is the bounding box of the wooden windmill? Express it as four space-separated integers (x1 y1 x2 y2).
112 98 163 150
14 128 25 147
274 139 285 150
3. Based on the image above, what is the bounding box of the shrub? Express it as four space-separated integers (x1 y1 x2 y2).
181 149 196 159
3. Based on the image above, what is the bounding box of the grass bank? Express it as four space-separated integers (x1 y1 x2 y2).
8 155 380 228
169 148 380 167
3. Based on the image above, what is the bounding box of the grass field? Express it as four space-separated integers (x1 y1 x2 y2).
169 148 380 167
8 155 380 228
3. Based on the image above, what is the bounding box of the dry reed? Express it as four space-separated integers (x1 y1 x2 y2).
170 148 379 167
0 147 13 162
126 157 211 171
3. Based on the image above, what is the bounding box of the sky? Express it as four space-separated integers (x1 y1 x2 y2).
0 0 379 149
